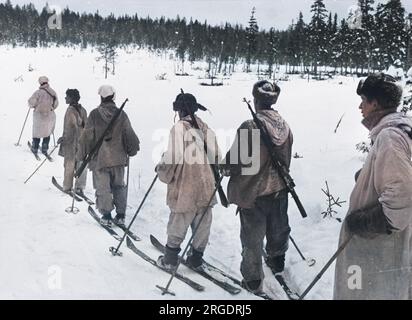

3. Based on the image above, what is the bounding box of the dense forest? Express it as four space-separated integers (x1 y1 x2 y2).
0 0 411 77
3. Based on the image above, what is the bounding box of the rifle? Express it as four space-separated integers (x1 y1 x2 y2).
243 98 307 218
180 89 229 208
75 98 129 178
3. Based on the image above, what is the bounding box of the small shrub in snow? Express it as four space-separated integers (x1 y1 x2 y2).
321 181 345 222
155 73 167 80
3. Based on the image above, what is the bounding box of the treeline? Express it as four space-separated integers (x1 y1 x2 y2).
0 0 411 76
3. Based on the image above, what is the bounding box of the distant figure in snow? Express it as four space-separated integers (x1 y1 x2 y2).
28 76 59 155
155 93 220 271
221 80 293 294
78 85 140 227
334 73 412 300
57 89 88 194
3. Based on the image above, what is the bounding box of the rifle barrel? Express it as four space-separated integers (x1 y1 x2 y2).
180 89 228 208
243 98 307 218
75 98 129 178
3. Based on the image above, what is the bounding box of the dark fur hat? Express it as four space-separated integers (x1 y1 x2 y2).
252 80 281 107
66 89 80 103
173 93 207 114
357 73 403 110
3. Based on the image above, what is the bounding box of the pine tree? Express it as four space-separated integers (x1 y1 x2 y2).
97 41 118 79
359 0 375 29
266 28 278 78
296 12 310 72
330 13 340 71
357 0 376 72
245 7 258 73
309 0 328 75
375 0 406 69
336 18 352 74
325 12 334 68
176 24 189 74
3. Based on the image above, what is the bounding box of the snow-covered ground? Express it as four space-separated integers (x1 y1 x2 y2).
0 46 371 299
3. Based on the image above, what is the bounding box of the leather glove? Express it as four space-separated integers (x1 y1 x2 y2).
346 203 395 239
57 137 64 145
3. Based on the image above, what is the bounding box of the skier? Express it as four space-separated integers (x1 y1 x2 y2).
57 89 88 194
334 73 412 300
28 76 58 155
79 85 140 227
155 93 220 271
221 80 293 293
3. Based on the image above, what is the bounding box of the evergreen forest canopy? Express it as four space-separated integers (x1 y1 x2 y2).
0 0 411 76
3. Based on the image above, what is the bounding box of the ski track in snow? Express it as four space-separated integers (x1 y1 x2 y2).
0 46 372 299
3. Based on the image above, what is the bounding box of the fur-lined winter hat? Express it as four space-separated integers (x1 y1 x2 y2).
38 76 49 85
66 89 80 103
252 80 281 107
173 93 207 113
357 73 403 110
98 85 116 100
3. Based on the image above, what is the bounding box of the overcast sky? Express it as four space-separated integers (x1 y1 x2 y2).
6 0 412 30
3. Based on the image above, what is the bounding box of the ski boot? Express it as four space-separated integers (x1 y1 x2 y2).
265 254 285 274
156 245 180 271
113 214 126 228
100 211 112 227
186 248 205 271
241 279 263 294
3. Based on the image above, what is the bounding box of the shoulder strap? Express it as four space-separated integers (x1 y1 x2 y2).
40 88 57 105
181 117 195 128
71 104 85 128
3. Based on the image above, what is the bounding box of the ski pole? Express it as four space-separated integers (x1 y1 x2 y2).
109 174 158 256
156 175 223 296
65 188 80 214
15 107 31 146
299 235 352 300
289 235 316 267
24 144 59 184
126 156 130 205
65 161 83 214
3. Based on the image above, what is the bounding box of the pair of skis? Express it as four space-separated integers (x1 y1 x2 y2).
125 235 241 296
51 176 93 204
87 206 299 299
88 206 141 242
52 176 141 242
28 141 53 161
128 235 299 299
